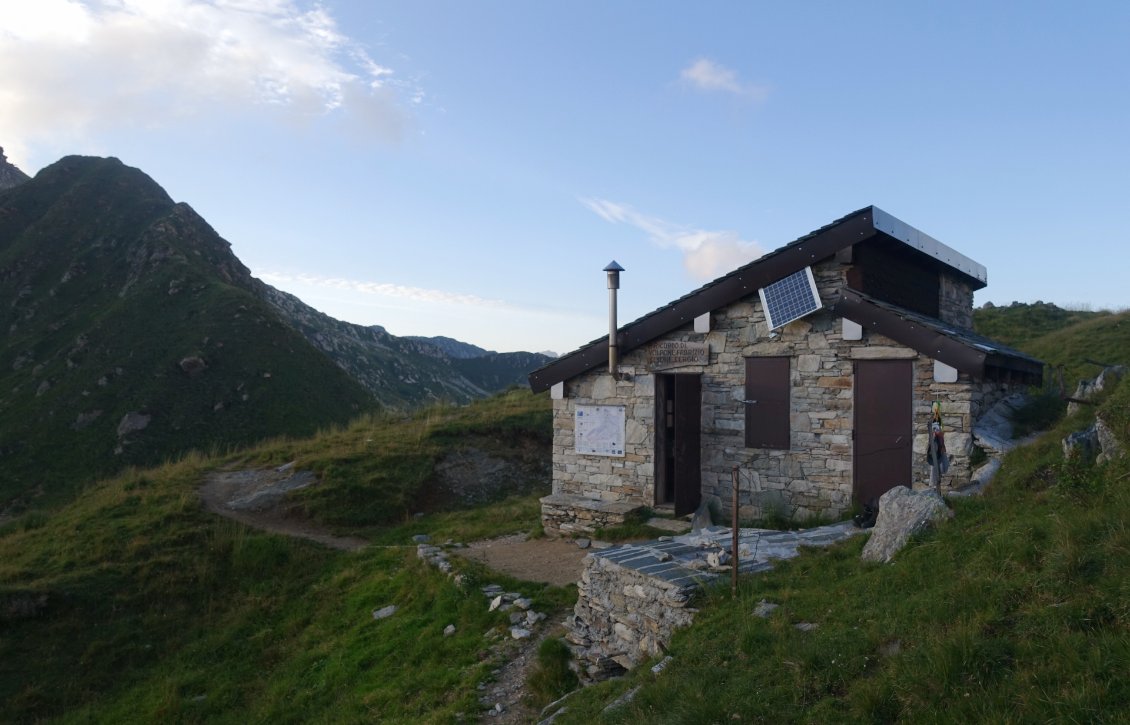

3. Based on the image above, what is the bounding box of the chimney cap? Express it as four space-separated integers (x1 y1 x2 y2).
603 260 624 272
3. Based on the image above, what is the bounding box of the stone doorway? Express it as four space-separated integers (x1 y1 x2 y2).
654 373 702 517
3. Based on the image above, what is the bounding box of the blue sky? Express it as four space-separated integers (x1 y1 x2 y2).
2 1 1127 355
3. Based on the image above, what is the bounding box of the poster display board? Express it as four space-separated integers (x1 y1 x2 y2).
574 405 625 457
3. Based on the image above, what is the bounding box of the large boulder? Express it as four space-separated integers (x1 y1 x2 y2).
861 486 953 564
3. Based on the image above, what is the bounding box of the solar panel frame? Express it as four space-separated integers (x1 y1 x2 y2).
758 266 822 330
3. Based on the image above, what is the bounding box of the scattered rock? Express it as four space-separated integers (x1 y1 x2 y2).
413 534 432 544
35 380 50 397
752 600 779 618
601 686 640 714
525 610 546 626
444 624 456 637
794 622 819 632
706 550 730 568
650 655 674 675
489 595 505 612
690 495 719 532
861 486 953 563
575 538 591 549
179 356 207 376
72 410 103 430
117 411 152 438
372 605 398 620
879 639 902 657
509 627 532 640
513 597 533 610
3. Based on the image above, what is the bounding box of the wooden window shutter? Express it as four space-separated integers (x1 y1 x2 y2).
744 357 790 449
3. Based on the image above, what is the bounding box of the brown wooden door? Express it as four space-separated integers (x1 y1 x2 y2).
655 374 702 516
853 360 912 506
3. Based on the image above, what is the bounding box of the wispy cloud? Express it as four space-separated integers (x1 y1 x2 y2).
580 198 765 281
679 58 768 100
0 0 416 163
259 271 508 309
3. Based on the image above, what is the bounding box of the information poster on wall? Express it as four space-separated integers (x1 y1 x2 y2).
574 405 625 457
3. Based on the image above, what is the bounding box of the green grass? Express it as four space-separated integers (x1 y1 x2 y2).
550 378 1130 723
0 389 561 723
1022 311 1130 391
973 301 1113 349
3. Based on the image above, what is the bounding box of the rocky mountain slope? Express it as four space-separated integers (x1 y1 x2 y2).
0 155 549 502
0 147 30 190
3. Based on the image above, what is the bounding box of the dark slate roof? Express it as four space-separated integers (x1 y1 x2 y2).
529 206 1018 392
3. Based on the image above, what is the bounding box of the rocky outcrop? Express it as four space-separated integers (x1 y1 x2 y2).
1067 366 1126 415
1063 415 1123 464
0 146 30 190
861 486 953 563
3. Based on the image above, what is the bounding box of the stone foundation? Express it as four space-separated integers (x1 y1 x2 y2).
540 494 643 536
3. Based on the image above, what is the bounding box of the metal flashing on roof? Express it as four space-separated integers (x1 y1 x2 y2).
871 207 987 285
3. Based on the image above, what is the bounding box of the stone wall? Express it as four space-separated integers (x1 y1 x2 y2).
547 257 1022 525
939 274 975 330
565 551 702 680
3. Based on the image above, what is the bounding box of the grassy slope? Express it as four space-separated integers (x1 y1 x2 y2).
1021 311 1130 391
972 302 1111 349
0 390 560 723
555 399 1130 720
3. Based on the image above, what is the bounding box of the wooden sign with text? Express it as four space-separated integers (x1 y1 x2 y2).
647 341 709 371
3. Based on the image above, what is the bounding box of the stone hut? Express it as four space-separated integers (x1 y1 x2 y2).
529 206 1042 534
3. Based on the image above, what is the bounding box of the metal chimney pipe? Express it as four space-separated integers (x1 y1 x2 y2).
604 261 624 378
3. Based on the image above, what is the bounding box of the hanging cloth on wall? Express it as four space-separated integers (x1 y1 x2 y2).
927 401 949 485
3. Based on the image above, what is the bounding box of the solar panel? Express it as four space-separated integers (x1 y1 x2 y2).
758 267 822 330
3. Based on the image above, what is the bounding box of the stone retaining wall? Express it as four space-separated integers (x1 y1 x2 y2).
565 551 705 680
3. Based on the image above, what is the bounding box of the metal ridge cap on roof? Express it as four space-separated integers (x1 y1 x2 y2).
870 207 988 286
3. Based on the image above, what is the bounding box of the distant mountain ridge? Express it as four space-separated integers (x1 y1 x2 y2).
405 335 491 359
0 154 550 501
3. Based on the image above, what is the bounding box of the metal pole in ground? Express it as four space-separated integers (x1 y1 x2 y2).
731 465 739 598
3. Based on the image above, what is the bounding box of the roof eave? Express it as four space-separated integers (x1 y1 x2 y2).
830 289 1042 379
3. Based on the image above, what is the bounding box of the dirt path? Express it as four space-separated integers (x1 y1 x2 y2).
198 466 369 551
198 467 588 722
458 533 589 587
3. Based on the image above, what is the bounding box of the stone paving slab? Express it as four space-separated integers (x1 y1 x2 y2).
592 520 862 589
646 517 692 533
